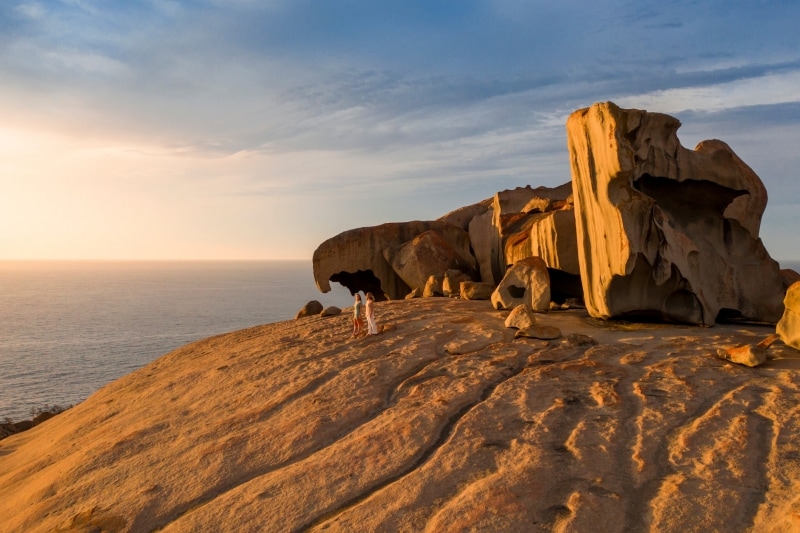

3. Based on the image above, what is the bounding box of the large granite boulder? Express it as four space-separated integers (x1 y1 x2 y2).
566 101 784 326
777 282 800 350
491 257 551 312
313 221 475 300
384 231 477 293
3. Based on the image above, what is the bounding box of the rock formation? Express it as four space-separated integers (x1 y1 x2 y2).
491 257 551 312
442 270 472 297
295 300 323 319
313 221 474 300
566 101 785 326
777 281 800 350
383 231 477 293
459 281 494 300
504 304 537 329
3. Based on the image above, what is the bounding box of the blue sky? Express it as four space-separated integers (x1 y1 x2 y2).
1 0 798 261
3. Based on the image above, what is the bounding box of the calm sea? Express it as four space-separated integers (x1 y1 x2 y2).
0 261 353 421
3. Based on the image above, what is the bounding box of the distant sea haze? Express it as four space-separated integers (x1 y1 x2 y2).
0 261 353 421
1 259 798 422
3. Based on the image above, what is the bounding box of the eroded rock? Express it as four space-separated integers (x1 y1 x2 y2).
313 221 475 300
777 282 800 350
384 231 477 293
504 305 537 330
460 281 494 301
491 257 551 312
443 270 472 298
295 300 323 319
566 101 784 326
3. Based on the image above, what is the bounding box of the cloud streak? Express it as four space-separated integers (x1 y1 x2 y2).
1 0 799 259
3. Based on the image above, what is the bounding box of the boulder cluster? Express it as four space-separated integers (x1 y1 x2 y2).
312 101 799 346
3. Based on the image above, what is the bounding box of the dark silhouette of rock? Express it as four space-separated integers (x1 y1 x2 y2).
295 300 323 319
781 269 800 291
313 221 475 300
566 101 784 326
320 306 342 317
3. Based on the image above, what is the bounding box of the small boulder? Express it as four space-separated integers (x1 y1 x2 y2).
504 305 537 330
716 334 780 367
460 281 495 301
423 275 444 298
405 288 422 299
515 325 562 340
491 257 551 312
320 306 342 317
295 300 324 319
777 282 800 350
565 333 598 347
443 270 472 297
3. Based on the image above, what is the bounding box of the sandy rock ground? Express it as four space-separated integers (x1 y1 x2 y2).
1 298 800 532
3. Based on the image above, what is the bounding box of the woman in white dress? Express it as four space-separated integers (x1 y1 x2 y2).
365 292 378 335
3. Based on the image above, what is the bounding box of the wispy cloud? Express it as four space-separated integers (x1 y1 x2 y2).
1 0 799 259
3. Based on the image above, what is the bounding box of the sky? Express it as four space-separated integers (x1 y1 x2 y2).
1 0 799 262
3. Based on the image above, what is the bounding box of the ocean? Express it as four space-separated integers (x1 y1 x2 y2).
0 261 353 421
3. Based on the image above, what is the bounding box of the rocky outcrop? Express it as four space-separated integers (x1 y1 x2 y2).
3 299 800 532
384 231 477 293
566 101 785 326
777 282 800 350
491 257 551 312
313 221 475 300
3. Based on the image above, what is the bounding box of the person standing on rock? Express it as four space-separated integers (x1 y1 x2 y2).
352 293 364 337
365 292 378 335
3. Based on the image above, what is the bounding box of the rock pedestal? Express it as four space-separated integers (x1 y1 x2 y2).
566 101 784 325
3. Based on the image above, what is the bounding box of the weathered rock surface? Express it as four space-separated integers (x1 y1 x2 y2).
514 324 562 340
442 270 472 297
777 282 800 350
423 274 443 298
781 269 800 291
2 299 800 532
296 300 323 319
320 306 342 317
459 281 494 300
504 304 537 330
383 230 477 293
491 256 551 312
500 184 579 276
313 221 475 300
567 101 785 326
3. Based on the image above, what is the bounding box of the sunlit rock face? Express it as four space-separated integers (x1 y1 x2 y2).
448 184 582 301
313 221 475 300
566 101 784 326
777 282 800 350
